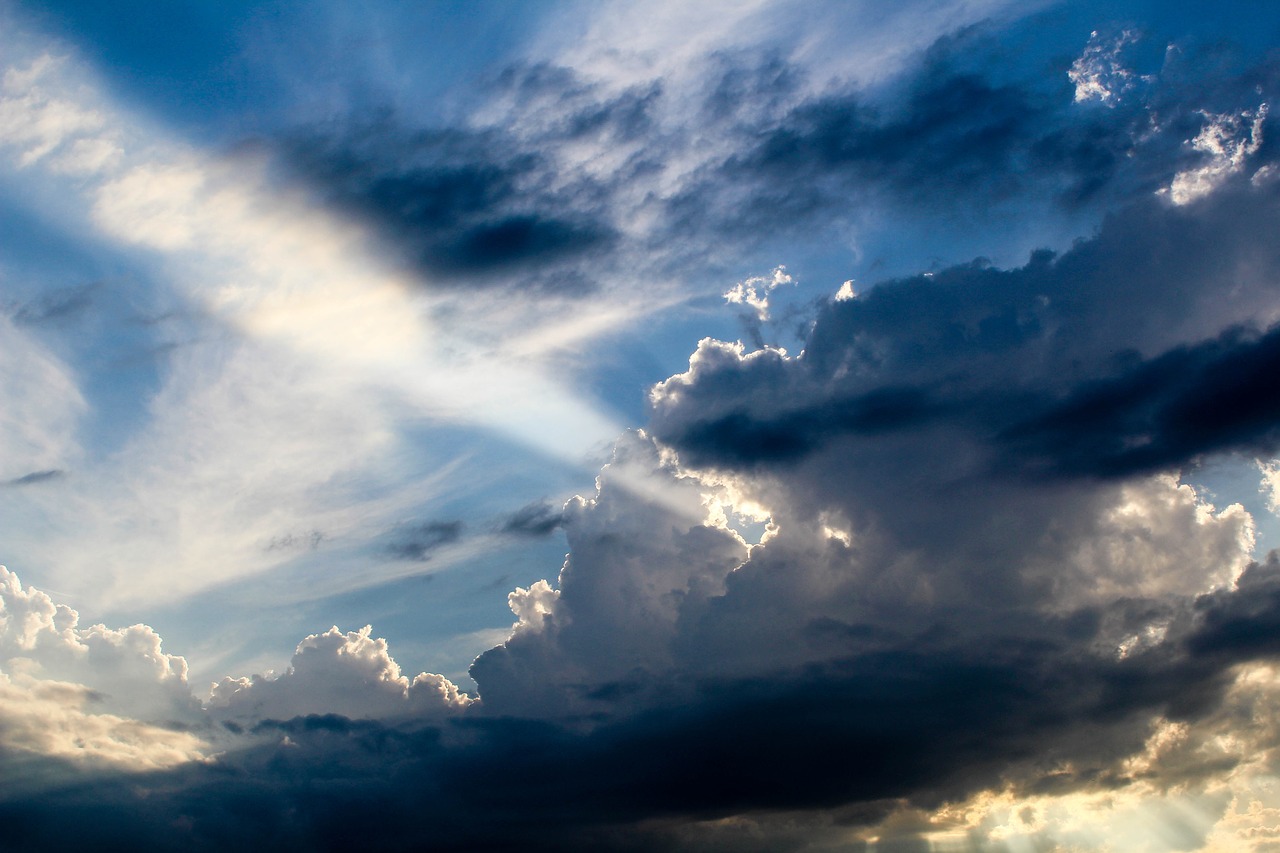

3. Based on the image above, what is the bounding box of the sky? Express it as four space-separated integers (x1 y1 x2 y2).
3 0 1280 850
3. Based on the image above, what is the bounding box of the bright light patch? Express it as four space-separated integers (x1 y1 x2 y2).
1069 29 1142 105
0 43 624 608
1165 104 1269 205
723 265 793 321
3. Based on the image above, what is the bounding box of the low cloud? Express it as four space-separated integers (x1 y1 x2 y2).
499 499 565 537
208 625 472 723
384 520 464 561
0 565 208 778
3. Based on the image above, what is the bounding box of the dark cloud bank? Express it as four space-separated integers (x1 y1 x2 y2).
9 19 1280 853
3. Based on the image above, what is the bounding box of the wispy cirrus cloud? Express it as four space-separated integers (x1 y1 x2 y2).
0 36 625 614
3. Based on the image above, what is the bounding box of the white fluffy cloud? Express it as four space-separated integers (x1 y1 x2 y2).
0 564 472 783
0 565 207 774
0 566 197 723
208 624 472 722
0 673 207 782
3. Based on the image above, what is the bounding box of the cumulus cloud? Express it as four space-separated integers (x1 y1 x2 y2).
0 562 472 797
723 265 793 322
652 186 1280 483
0 673 206 780
472 431 748 717
208 625 472 722
0 566 197 723
453 171 1280 843
0 566 207 776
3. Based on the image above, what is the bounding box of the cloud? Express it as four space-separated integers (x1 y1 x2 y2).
1260 460 1280 515
0 566 199 723
9 283 95 325
499 499 566 537
280 119 617 289
1069 29 1145 105
649 24 1280 253
0 315 84 484
11 552 1280 851
0 43 626 614
0 562 473 804
208 625 472 723
651 183 1280 486
472 431 749 717
443 165 1280 843
0 53 113 170
1165 103 1269 205
5 5 1280 851
274 17 1257 304
1 469 63 487
1001 322 1280 478
0 673 206 781
383 520 464 561
0 565 209 781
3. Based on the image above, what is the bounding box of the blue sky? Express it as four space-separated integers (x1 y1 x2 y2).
3 1 1280 850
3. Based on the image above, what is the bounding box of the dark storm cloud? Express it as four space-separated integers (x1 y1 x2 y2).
1187 551 1280 660
383 520 463 561
677 316 1280 478
276 61 668 289
499 499 565 537
653 181 1280 481
9 556 1280 852
282 124 616 287
676 385 945 465
1002 324 1280 478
